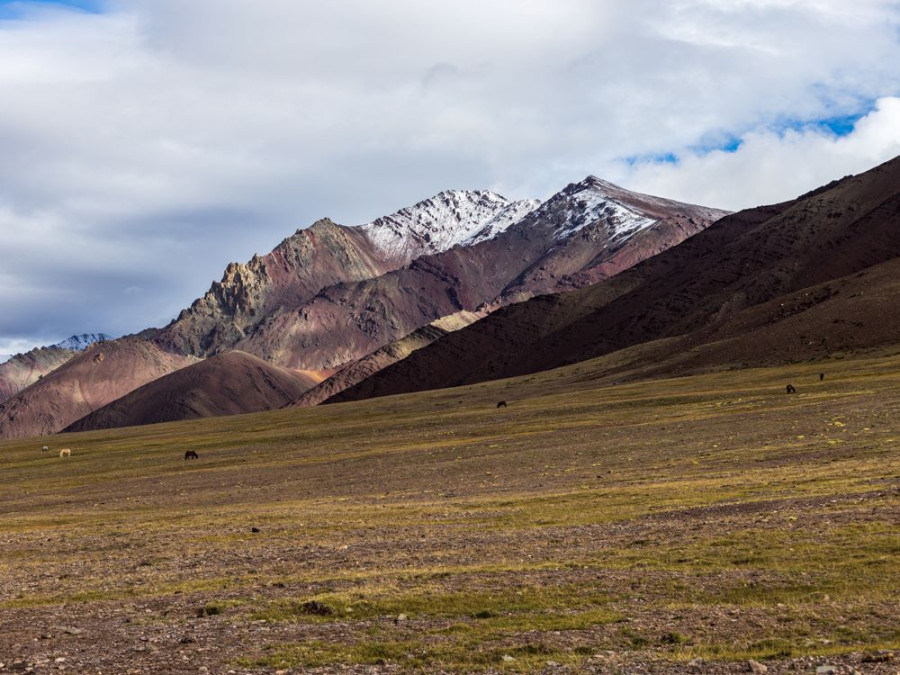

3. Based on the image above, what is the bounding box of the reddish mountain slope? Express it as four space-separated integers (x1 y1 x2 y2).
0 347 76 403
0 340 196 439
327 156 900 402
66 351 320 432
154 191 537 359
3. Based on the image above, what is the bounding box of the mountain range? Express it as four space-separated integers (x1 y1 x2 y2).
328 156 900 403
4 154 899 439
0 176 726 438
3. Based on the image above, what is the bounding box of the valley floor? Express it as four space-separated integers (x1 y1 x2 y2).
0 352 898 673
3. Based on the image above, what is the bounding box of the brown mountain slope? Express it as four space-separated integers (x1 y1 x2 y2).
0 347 76 403
290 310 484 408
153 219 400 357
0 340 196 439
230 180 727 370
66 351 320 432
154 191 537 359
327 155 900 403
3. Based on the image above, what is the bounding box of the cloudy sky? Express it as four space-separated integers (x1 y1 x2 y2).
2 0 900 360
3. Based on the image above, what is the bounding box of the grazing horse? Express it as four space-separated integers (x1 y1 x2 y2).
184 450 199 460
59 448 71 458
42 445 49 453
820 373 825 381
786 384 797 394
496 401 508 408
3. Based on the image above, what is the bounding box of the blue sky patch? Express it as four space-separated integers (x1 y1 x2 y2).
0 0 104 19
621 151 679 167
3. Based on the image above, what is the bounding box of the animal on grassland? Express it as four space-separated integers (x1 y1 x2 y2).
786 384 796 394
184 450 199 460
496 400 508 408
59 448 71 458
42 445 49 453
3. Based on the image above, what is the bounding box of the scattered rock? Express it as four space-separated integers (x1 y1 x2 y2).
250 527 260 533
501 654 515 662
688 658 704 669
298 600 333 616
748 659 768 674
815 667 836 675
394 613 408 624
862 652 894 663
62 627 83 636
179 636 196 644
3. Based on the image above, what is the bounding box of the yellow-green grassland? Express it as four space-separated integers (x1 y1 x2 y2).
1 350 898 673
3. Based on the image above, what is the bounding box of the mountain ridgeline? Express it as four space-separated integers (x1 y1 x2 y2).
327 155 900 403
4 169 817 438
152 181 727 372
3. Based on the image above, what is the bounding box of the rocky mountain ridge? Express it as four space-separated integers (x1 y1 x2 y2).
154 180 728 371
327 155 900 403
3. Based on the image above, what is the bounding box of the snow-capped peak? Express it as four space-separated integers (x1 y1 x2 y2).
358 190 539 261
544 176 659 242
52 333 112 351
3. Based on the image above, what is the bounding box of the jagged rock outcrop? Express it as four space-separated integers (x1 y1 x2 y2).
155 191 538 359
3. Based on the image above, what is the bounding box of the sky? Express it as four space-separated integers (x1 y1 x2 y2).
1 0 900 360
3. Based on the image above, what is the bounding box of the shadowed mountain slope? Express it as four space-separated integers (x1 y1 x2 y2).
327 156 900 402
66 351 320 432
290 311 484 408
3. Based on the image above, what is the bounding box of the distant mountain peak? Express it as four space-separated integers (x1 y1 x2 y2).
51 333 112 352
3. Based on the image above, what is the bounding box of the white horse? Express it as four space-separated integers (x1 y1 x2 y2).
59 448 71 458
42 445 49 453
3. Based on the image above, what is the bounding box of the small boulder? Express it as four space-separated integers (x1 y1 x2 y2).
748 659 768 674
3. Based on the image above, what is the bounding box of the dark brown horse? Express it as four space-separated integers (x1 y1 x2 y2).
184 450 199 460
496 401 508 408
786 384 796 394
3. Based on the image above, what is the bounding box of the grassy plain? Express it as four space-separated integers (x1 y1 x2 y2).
0 350 898 673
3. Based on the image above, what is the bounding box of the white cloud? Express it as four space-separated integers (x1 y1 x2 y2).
0 0 899 349
618 97 900 209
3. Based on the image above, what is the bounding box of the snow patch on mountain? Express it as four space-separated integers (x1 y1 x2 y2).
359 190 539 261
52 333 112 351
549 177 658 242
